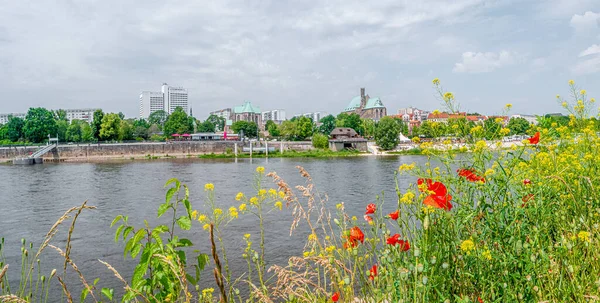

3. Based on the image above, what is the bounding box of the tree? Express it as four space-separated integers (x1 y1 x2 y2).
362 118 376 138
81 122 94 142
507 117 531 135
56 120 69 142
231 121 258 138
119 120 134 141
206 115 226 132
483 118 502 140
197 120 216 133
54 109 68 121
66 120 83 142
279 120 296 141
265 120 280 137
295 116 314 140
312 133 329 149
0 124 8 141
318 115 337 135
99 113 122 141
163 107 193 136
24 107 58 143
336 113 363 135
148 110 168 130
6 116 24 142
91 109 104 140
375 116 401 150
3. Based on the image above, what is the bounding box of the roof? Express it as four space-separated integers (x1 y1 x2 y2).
364 97 385 109
233 101 261 114
330 127 358 137
344 96 362 112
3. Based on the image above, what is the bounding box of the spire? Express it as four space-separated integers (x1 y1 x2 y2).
190 107 193 117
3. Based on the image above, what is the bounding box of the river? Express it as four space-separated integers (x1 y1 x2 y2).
0 156 425 301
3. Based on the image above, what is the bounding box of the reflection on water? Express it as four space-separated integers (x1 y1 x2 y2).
0 156 425 301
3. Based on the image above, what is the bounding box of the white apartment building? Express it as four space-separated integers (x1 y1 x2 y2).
0 113 26 124
262 109 286 123
65 108 99 123
511 114 538 125
209 108 232 120
139 83 189 119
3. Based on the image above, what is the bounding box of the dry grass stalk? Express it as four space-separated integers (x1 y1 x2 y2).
98 259 149 303
209 224 227 303
267 262 325 302
64 200 89 272
48 245 97 302
246 281 275 303
56 276 73 303
0 294 28 303
151 254 189 302
0 265 8 285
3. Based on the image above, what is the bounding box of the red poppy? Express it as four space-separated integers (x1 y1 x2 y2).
365 203 376 215
364 215 373 223
388 209 399 220
523 179 531 185
369 264 377 280
386 234 410 251
521 194 534 207
526 132 540 145
331 292 340 302
349 226 364 244
417 179 453 211
478 297 483 303
457 168 485 183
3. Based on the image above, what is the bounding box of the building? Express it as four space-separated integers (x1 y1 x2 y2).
233 101 262 125
511 114 538 125
209 108 233 120
343 88 387 120
65 108 99 123
262 109 286 123
0 113 26 124
139 83 188 119
328 127 368 152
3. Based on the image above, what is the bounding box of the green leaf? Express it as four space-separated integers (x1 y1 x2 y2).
183 184 190 201
176 250 187 266
151 232 164 250
123 226 134 240
165 178 181 190
186 273 197 285
132 260 149 287
183 199 192 217
131 243 142 259
93 278 100 285
132 229 146 246
176 216 192 230
114 225 125 243
165 187 178 205
80 286 90 302
198 253 209 271
101 288 113 301
110 215 123 227
152 225 169 234
178 238 193 247
158 202 170 218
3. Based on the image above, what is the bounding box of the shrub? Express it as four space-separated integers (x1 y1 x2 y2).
311 133 329 149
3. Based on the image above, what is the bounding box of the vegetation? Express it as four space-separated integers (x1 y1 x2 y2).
231 121 258 138
374 116 400 150
311 133 329 149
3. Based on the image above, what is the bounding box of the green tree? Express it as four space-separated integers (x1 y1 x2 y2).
206 114 226 132
119 120 134 141
56 120 69 142
448 117 473 138
279 120 296 141
163 107 194 136
231 121 258 138
81 122 94 142
6 116 24 142
99 113 122 141
375 116 401 150
483 118 502 140
132 119 150 140
295 116 314 140
91 109 104 140
336 113 363 135
0 124 8 141
507 117 531 135
265 120 280 137
149 110 168 130
66 120 83 142
54 109 68 121
312 133 329 149
362 118 376 138
318 115 337 135
24 107 58 143
197 120 216 133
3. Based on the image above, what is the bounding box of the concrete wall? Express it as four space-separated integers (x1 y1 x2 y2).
0 141 316 162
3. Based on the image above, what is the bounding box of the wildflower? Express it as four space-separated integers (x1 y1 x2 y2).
432 78 440 85
244 234 251 240
526 132 540 145
274 201 282 210
308 233 318 242
495 117 504 124
399 163 416 171
365 203 376 214
336 203 344 210
581 89 587 95
369 264 378 281
364 215 373 225
258 189 267 196
203 224 210 230
523 179 531 186
399 192 415 204
268 188 277 196
481 249 492 260
278 191 286 198
198 214 207 222
331 292 340 302
256 166 265 174
432 109 441 116
443 92 454 100
388 209 399 220
478 297 483 303
500 128 510 136
249 197 258 205
213 208 223 217
417 179 453 211
505 103 512 109
348 226 365 246
202 288 214 297
578 231 591 242
204 183 214 191
460 239 475 254
387 234 410 251
191 210 198 220
235 192 244 201
239 203 247 211
229 207 238 219
569 80 575 85
556 94 560 99
166 255 173 261
521 194 534 207
562 101 568 108
592 98 596 103
457 168 485 183
351 216 357 221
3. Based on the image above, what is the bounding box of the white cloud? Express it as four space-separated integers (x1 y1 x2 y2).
579 44 600 57
453 51 517 73
570 11 600 33
572 56 600 75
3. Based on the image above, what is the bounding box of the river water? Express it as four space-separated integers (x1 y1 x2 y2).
0 156 425 301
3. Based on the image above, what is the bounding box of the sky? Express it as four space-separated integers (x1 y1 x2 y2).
0 0 599 120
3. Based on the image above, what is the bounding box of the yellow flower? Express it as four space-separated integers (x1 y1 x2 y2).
562 101 568 108
412 136 420 143
580 89 587 95
274 201 282 210
569 79 575 85
591 98 596 103
239 203 247 211
191 210 198 220
278 191 286 199
505 103 512 109
244 234 251 240
326 246 336 253
250 197 258 205
500 128 510 136
235 192 244 201
352 216 358 221
422 206 436 214
399 163 416 171
336 203 344 210
556 94 560 99
229 207 238 219
308 233 317 242
432 109 441 115
213 208 223 217
400 191 415 204
577 231 591 242
204 183 215 191
268 188 277 197
202 288 214 297
198 214 207 223
166 255 173 261
258 189 267 196
460 239 475 254
484 168 495 176
481 248 492 260
203 224 210 230
495 117 504 124
432 78 440 85
256 166 265 174
443 92 454 100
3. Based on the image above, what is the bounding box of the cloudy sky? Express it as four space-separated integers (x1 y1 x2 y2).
0 0 599 119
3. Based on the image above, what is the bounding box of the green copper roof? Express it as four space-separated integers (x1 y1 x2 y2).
233 101 261 114
364 97 384 109
344 96 361 112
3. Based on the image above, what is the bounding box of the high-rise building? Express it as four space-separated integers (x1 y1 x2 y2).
262 109 286 123
0 113 26 124
139 83 188 119
65 108 100 124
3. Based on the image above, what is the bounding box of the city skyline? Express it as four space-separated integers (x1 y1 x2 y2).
0 1 598 118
